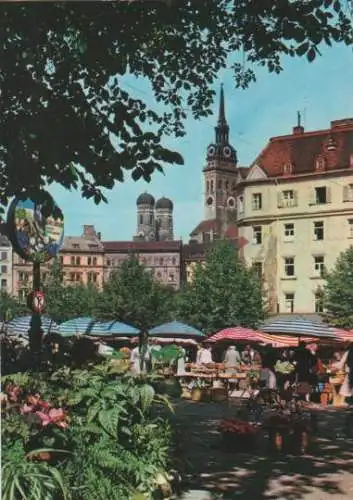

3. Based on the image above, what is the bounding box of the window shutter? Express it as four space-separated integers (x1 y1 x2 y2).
277 191 283 208
326 186 332 203
309 189 316 205
343 185 349 202
293 190 298 207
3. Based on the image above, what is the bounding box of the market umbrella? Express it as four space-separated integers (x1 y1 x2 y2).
6 315 59 337
58 317 102 337
261 317 338 339
96 320 140 337
255 332 300 348
130 336 198 346
148 321 205 338
207 327 263 343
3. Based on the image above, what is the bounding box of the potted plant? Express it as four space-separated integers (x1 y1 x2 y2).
218 419 258 451
188 378 211 402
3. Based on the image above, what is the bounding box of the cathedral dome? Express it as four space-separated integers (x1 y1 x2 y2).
156 197 173 210
136 192 155 207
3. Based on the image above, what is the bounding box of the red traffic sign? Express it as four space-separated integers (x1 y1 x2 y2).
27 291 46 313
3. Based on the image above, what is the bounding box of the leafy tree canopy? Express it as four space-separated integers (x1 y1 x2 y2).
324 246 353 328
44 258 100 323
0 291 27 322
97 256 176 330
1 1 352 214
176 240 265 334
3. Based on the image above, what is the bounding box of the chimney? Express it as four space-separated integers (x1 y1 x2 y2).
97 232 101 241
83 225 96 238
293 111 304 135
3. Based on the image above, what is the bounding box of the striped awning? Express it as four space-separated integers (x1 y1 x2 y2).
58 317 103 337
261 317 337 339
6 315 59 337
207 327 263 343
149 321 205 338
99 321 140 336
130 336 198 346
255 332 300 348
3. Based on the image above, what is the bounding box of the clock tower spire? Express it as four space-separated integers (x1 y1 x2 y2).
203 85 238 221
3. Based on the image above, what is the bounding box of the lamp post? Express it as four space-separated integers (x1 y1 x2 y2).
5 197 64 370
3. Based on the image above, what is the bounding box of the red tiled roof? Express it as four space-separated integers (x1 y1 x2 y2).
190 219 222 236
103 240 182 252
252 118 353 178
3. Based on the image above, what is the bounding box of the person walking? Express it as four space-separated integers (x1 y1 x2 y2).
223 345 241 373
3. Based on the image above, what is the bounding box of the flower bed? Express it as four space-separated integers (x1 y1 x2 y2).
218 419 259 451
1 363 178 500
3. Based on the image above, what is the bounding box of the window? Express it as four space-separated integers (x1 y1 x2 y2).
87 257 92 266
252 193 262 210
72 243 79 249
168 273 175 282
210 180 214 192
284 293 295 313
75 257 81 266
315 186 327 204
93 257 97 266
348 219 353 238
284 223 294 240
313 221 324 241
314 292 324 313
60 256 64 264
70 272 75 282
314 255 325 277
159 257 164 265
225 181 229 190
238 196 244 213
252 226 262 245
206 181 210 193
172 257 176 265
315 156 325 171
1 279 7 289
139 214 143 225
70 256 75 265
253 262 263 280
343 184 353 202
217 179 222 189
1 251 7 260
281 190 297 207
1 265 7 274
149 214 153 225
284 257 295 277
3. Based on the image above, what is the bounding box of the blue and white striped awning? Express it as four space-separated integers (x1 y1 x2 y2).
6 315 59 337
58 317 104 337
261 316 337 339
149 321 205 338
99 321 140 336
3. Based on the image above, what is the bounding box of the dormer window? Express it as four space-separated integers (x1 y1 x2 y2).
283 163 293 175
315 156 326 171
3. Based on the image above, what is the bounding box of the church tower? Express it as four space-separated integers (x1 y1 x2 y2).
203 85 238 222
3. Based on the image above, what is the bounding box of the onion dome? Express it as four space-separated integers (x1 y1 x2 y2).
136 192 155 207
156 197 173 210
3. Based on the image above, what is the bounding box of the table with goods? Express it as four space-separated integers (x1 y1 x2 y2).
176 362 262 402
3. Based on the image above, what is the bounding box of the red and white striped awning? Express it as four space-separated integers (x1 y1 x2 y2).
207 327 263 343
255 332 299 348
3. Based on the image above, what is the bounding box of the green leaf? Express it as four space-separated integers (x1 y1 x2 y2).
296 42 309 56
307 48 316 62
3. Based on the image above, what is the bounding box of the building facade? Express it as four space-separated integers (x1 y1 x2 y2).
237 117 353 314
103 240 182 290
60 225 105 289
0 235 13 295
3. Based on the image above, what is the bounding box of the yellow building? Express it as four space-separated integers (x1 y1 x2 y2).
237 118 353 314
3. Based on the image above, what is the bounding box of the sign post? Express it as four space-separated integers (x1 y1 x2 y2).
6 197 64 368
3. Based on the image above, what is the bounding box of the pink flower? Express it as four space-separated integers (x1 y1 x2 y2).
56 420 68 429
0 393 8 404
7 385 21 402
37 400 51 410
35 411 51 426
20 404 34 414
48 408 68 428
27 394 41 406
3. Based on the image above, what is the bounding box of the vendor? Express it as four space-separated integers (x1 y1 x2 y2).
224 346 241 372
241 344 261 365
196 344 213 365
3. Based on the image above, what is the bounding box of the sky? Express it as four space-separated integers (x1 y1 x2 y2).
50 43 353 243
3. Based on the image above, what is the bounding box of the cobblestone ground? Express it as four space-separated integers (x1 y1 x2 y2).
171 400 353 500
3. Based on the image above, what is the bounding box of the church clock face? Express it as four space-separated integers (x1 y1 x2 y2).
207 145 215 156
223 146 232 158
206 196 213 206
